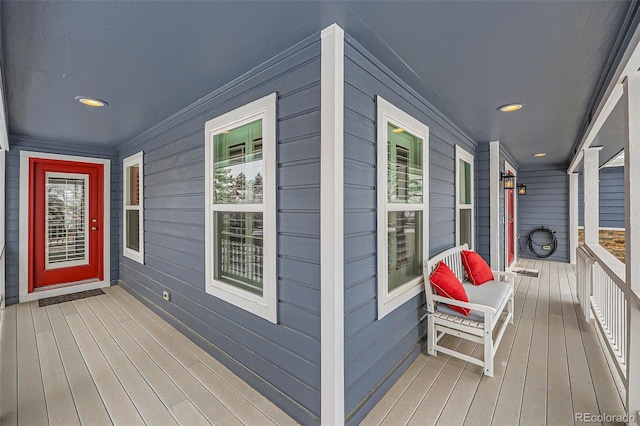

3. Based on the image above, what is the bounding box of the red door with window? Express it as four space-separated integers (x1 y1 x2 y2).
507 171 515 266
29 158 104 292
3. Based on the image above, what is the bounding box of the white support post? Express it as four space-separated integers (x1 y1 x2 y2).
320 24 345 426
489 141 500 270
569 173 579 264
583 147 601 246
623 72 640 421
0 150 5 309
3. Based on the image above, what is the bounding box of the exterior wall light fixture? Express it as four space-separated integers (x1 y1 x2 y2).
501 172 515 190
517 184 527 195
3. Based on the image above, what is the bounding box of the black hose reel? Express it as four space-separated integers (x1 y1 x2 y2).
520 226 558 258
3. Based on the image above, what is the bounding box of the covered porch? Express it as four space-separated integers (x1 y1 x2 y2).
0 258 625 425
363 259 625 425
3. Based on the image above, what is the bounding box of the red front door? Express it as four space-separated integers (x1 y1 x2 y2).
29 158 104 292
507 172 515 266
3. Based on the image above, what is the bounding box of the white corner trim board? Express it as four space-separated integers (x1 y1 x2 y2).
320 23 345 426
489 141 500 271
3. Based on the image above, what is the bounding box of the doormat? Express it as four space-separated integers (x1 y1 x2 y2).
38 288 105 307
512 268 540 278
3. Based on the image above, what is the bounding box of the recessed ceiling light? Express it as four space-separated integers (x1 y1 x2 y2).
75 96 107 107
498 103 523 112
392 128 405 133
533 153 546 157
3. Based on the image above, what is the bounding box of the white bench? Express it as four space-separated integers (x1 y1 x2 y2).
424 244 515 377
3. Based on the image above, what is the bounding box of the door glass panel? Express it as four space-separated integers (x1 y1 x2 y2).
388 124 423 203
459 208 472 247
45 173 89 269
126 210 140 251
213 120 263 204
215 212 264 295
388 210 422 292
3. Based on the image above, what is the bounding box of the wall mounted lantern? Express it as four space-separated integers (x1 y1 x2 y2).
517 184 527 195
501 172 515 190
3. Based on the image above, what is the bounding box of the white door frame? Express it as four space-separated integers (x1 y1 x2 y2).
19 151 111 302
504 160 517 270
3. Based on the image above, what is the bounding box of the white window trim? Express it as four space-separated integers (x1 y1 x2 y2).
123 151 144 264
204 93 277 324
19 151 111 303
376 96 429 320
455 145 475 249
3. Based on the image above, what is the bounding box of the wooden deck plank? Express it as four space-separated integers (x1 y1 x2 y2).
118 317 243 426
106 287 200 367
193 349 300 426
188 361 277 426
45 304 111 426
96 294 130 323
379 338 462 426
433 342 482 426
360 352 433 425
16 302 48 426
463 265 533 425
65 308 145 426
73 299 177 426
519 259 550 425
36 327 81 426
106 286 296 426
546 262 575 426
89 295 188 409
566 263 626 420
558 260 601 420
0 305 18 426
169 400 211 426
407 338 476 426
490 260 540 426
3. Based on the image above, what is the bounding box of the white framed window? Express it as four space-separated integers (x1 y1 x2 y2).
123 151 144 264
204 93 277 323
455 146 474 249
377 96 429 319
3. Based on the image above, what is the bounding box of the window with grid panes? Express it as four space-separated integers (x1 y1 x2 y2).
123 152 144 264
377 97 429 319
204 94 276 323
456 146 474 249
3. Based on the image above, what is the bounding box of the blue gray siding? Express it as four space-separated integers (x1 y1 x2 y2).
4 136 119 306
117 35 321 424
343 35 477 424
476 142 490 263
578 166 624 228
475 144 518 270
517 168 569 262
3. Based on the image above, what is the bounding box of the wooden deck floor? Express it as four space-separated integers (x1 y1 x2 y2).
0 285 296 426
0 259 626 425
362 259 626 426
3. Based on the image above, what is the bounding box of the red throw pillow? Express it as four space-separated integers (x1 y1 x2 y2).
461 250 494 285
429 261 470 316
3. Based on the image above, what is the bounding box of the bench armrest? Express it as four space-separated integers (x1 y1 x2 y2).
492 270 516 285
431 294 497 316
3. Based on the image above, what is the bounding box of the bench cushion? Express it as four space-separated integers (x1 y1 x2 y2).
436 280 511 323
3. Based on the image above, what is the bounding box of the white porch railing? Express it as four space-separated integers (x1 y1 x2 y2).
576 244 633 389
